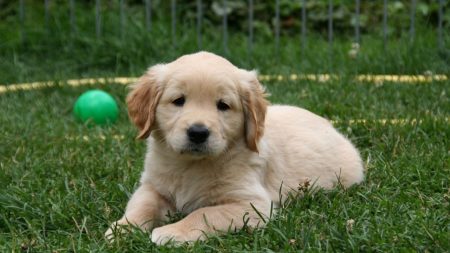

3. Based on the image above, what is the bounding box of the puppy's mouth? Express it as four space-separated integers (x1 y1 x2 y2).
180 144 212 156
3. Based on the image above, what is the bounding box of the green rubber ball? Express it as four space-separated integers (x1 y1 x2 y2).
73 90 119 125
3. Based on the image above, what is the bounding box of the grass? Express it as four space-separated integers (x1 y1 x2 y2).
1 2 449 252
1 78 448 252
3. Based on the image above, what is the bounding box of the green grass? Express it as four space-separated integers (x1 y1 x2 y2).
1 78 449 252
1 2 450 252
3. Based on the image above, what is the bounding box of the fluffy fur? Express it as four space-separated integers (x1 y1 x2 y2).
105 52 364 245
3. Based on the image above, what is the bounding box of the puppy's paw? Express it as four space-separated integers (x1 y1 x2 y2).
104 220 130 242
151 224 204 246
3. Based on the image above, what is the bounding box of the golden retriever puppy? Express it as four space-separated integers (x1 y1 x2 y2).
105 51 364 245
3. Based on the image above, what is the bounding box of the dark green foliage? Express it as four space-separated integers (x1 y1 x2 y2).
0 1 449 84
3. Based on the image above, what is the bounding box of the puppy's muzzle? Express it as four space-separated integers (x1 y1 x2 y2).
187 124 210 144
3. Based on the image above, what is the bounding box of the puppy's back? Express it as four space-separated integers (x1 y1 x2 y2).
261 105 364 199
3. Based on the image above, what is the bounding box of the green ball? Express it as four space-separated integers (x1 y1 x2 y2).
73 90 119 125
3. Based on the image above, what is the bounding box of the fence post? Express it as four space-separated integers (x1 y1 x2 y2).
70 0 76 35
19 0 25 43
437 0 443 51
328 0 333 72
355 0 360 44
171 0 176 48
248 0 254 59
301 0 307 55
382 0 388 73
353 0 361 74
45 0 50 33
144 0 152 32
197 0 202 50
383 0 387 53
223 0 228 55
409 0 416 42
120 0 126 39
96 0 101 39
275 0 280 60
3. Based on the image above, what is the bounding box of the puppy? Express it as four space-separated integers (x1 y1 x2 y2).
106 52 364 245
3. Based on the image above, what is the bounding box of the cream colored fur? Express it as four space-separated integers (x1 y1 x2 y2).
105 52 364 245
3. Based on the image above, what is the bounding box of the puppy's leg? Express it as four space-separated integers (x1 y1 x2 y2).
151 200 270 245
105 184 174 239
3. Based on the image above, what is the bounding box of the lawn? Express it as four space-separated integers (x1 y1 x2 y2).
1 76 449 252
1 2 449 252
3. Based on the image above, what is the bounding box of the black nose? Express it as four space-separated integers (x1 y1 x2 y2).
187 124 210 144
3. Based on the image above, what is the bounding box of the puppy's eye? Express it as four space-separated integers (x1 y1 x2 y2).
172 96 185 107
217 100 230 111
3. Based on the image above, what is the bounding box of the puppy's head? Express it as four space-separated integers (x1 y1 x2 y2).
127 52 267 158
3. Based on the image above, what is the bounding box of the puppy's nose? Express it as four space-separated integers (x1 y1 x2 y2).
187 124 210 144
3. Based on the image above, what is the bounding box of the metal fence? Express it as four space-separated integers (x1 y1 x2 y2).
16 1 448 61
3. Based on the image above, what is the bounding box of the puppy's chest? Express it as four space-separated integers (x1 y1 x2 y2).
149 165 227 213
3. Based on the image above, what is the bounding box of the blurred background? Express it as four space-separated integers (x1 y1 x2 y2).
0 0 449 85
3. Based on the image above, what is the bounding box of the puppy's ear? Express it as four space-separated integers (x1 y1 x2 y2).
127 65 166 139
241 70 268 152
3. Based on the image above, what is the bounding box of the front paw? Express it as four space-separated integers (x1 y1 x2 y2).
105 220 130 242
105 221 125 242
151 224 204 246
